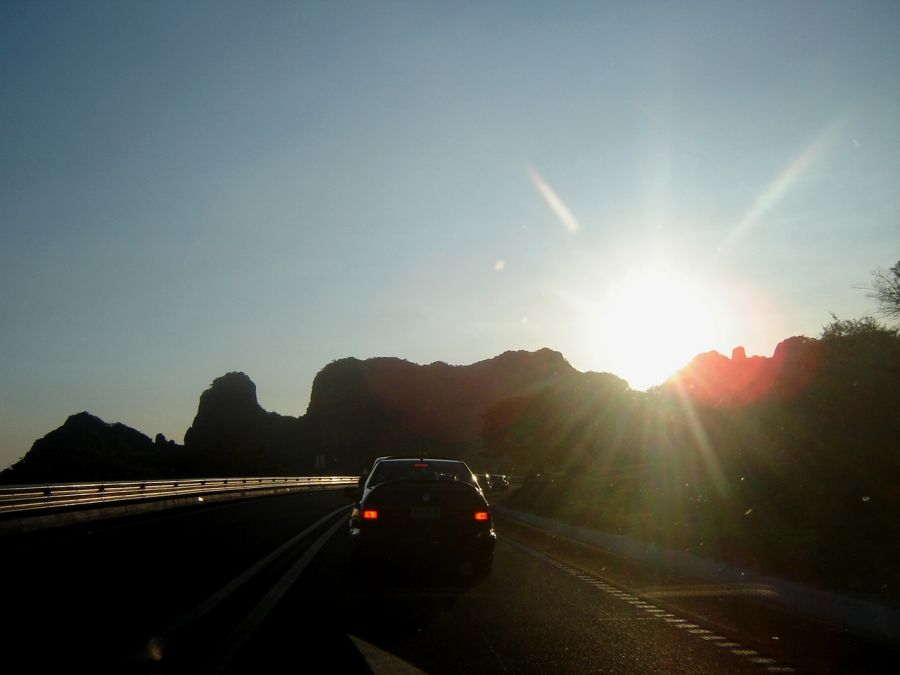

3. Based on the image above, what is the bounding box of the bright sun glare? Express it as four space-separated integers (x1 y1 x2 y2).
585 265 725 391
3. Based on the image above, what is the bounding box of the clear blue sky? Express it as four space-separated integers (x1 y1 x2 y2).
2 1 898 470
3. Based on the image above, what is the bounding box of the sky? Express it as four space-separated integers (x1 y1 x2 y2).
1 1 898 470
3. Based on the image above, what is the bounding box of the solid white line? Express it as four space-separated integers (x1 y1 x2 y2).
213 517 346 673
148 505 350 655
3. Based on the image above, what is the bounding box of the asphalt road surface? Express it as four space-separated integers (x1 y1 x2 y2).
243 516 898 674
2 491 897 673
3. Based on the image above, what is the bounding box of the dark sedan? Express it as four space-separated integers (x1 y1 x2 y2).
347 457 496 577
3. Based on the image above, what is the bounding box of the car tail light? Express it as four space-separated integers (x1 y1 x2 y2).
474 511 489 521
362 509 379 520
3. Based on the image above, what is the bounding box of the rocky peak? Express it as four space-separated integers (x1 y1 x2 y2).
198 371 260 412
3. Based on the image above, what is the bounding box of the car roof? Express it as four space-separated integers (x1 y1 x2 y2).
375 457 465 464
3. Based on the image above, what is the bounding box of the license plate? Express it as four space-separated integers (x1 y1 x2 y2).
411 506 441 521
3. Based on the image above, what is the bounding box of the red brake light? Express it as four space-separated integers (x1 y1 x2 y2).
362 509 379 520
414 463 428 468
474 511 489 521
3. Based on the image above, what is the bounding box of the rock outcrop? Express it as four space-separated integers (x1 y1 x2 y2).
0 412 179 483
183 372 306 476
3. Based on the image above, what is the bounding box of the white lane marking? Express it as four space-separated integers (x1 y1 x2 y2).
594 617 665 621
147 504 351 656
349 635 427 674
502 537 798 673
213 517 346 673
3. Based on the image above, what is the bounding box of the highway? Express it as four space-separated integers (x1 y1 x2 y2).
1 490 897 673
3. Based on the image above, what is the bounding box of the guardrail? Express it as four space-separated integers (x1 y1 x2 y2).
0 476 358 516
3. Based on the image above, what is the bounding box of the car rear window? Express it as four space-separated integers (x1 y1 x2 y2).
367 460 477 487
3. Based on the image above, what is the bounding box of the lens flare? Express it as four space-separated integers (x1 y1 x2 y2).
723 124 837 249
527 164 580 234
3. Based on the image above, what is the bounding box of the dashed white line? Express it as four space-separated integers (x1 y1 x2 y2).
504 538 797 674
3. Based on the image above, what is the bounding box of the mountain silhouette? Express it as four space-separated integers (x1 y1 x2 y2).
4 335 898 490
1 349 585 482
305 348 577 470
0 412 180 483
182 371 305 476
661 338 822 405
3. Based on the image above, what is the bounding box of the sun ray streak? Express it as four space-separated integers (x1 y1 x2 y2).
672 383 728 497
723 125 835 250
527 164 580 234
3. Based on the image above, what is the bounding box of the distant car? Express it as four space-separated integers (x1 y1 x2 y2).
347 458 496 577
489 474 510 491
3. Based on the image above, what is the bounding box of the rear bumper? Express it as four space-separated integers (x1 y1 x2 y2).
350 525 496 564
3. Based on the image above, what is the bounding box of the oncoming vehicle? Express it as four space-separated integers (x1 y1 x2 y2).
347 458 496 578
489 474 510 492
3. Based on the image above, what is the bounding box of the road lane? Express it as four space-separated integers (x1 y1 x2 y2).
246 526 779 674
495 514 900 674
0 489 351 672
5 491 896 674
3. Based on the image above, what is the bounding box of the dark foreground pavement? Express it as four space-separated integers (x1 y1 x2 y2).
3 491 897 673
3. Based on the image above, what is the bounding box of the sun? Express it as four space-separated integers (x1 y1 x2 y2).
585 264 726 390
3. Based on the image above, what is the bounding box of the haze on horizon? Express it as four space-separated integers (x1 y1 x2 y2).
1 2 898 471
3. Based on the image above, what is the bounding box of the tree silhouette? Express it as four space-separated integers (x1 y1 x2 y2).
866 260 900 321
820 313 899 340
